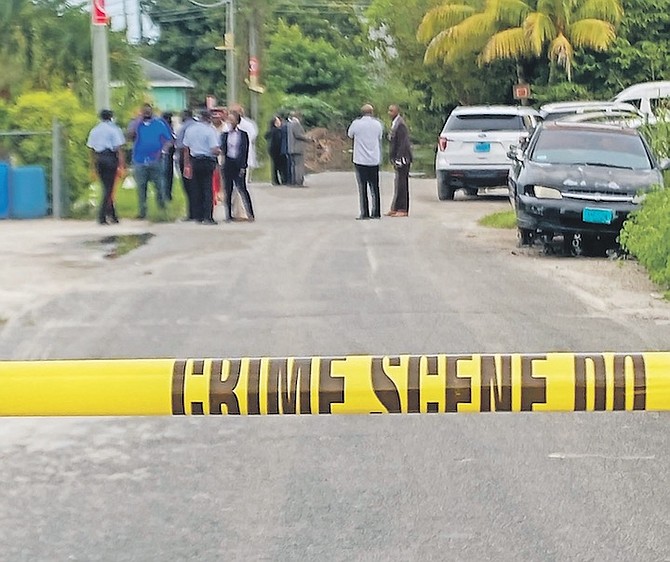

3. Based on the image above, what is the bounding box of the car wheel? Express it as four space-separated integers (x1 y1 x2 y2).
517 227 534 247
437 172 455 201
465 188 478 197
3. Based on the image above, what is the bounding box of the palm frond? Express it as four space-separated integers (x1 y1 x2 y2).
523 12 556 55
424 30 453 63
536 0 556 18
447 12 498 42
480 27 531 63
417 4 477 43
487 0 532 26
569 19 616 50
548 32 574 79
575 0 623 25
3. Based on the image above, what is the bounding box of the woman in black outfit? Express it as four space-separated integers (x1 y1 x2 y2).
265 115 285 185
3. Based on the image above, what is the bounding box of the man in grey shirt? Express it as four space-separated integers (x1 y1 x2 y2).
347 104 384 219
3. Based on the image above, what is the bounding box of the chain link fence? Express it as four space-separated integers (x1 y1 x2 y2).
0 119 67 218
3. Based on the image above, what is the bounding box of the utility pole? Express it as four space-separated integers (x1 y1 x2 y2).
246 2 264 123
91 0 111 112
227 0 236 105
216 0 236 105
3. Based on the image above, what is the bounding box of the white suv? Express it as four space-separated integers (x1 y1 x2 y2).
436 105 539 200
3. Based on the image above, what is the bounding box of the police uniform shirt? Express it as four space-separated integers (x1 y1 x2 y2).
86 121 125 153
175 117 196 150
183 121 220 157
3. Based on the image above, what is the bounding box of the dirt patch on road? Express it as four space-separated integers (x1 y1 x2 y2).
471 216 670 323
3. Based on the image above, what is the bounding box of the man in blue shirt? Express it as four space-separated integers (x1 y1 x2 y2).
86 109 126 225
127 104 172 219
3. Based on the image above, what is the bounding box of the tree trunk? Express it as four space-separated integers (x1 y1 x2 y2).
516 61 529 106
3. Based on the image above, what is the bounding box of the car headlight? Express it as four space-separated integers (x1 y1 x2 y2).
533 185 563 199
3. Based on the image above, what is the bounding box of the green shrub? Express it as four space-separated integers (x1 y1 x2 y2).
619 187 670 289
530 82 594 106
276 95 344 129
640 120 670 159
8 90 96 211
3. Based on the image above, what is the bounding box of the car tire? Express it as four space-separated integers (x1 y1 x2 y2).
437 172 454 201
465 188 478 197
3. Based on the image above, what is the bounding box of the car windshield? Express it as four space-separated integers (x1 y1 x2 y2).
529 129 653 169
444 114 524 132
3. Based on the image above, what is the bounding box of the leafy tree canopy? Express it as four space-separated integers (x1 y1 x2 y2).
265 21 372 125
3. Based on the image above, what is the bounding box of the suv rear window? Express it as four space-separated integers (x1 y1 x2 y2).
444 114 524 132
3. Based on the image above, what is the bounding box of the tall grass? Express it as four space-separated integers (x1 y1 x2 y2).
72 174 187 222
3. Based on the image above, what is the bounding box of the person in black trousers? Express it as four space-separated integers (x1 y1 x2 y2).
86 109 126 224
182 109 221 224
280 115 292 185
160 111 176 201
175 109 197 220
265 115 285 185
386 104 413 217
221 110 255 222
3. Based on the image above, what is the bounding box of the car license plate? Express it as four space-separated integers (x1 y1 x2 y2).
474 142 490 153
583 208 614 224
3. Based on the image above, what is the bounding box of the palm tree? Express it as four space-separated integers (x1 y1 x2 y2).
418 0 623 81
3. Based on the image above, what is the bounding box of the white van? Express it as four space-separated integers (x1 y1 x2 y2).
612 81 670 123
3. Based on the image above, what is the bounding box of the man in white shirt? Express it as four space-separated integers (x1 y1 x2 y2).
347 104 384 220
230 103 258 176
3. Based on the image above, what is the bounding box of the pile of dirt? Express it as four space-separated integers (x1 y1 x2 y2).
305 128 352 173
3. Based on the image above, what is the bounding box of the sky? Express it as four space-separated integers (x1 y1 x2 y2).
84 0 158 43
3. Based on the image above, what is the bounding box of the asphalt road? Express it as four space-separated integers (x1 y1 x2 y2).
1 172 669 561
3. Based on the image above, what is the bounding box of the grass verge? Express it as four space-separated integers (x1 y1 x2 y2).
72 175 187 222
478 209 516 229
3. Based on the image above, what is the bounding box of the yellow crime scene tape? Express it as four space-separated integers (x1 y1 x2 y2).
0 353 667 416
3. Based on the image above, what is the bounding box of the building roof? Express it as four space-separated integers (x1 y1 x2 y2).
139 57 196 89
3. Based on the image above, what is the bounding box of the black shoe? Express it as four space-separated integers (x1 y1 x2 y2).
356 215 370 220
201 219 217 225
136 214 146 220
371 215 381 219
108 217 120 224
98 219 108 225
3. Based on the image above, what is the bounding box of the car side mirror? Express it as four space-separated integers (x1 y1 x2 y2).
659 157 670 171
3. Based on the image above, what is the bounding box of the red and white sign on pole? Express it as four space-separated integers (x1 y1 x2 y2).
92 0 108 25
249 57 260 79
513 83 531 100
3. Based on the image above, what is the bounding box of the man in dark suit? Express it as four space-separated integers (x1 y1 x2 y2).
386 104 413 217
220 110 255 222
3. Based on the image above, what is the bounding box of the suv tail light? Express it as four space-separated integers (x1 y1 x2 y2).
438 137 448 151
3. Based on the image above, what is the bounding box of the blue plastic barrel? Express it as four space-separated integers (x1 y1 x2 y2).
10 165 48 219
0 163 8 219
